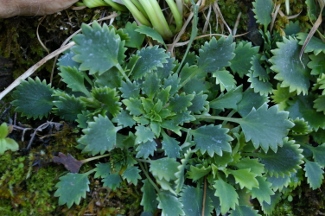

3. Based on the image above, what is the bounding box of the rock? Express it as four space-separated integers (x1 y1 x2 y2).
0 0 78 18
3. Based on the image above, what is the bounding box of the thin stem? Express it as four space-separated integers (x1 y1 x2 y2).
139 161 160 192
116 64 131 83
194 115 241 124
201 177 207 216
80 153 110 164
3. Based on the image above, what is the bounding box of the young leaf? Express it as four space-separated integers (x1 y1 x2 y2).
198 36 235 73
78 115 121 155
0 123 19 154
157 191 185 216
136 140 157 159
59 66 90 96
141 179 158 213
91 87 120 116
270 36 310 95
258 139 303 177
212 70 237 91
54 173 90 208
12 77 54 119
214 179 239 214
123 97 144 116
250 176 274 205
228 169 259 190
72 21 124 75
150 158 179 181
188 165 212 181
121 165 141 185
52 91 85 121
230 41 259 78
252 0 273 27
238 104 294 152
192 124 233 157
131 46 169 79
162 133 180 158
304 160 324 189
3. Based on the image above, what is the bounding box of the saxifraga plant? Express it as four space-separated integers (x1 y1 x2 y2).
10 0 325 215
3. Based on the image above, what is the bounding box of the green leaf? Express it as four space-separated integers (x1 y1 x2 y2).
251 177 274 205
54 173 90 208
230 205 260 216
169 93 194 113
102 173 122 190
157 191 184 216
52 91 85 121
188 92 208 114
120 81 140 99
150 158 179 181
135 125 155 144
175 149 193 194
290 118 311 135
228 169 259 190
131 46 169 79
311 144 325 166
267 175 291 191
314 95 325 114
230 41 259 78
297 33 325 55
270 36 310 95
258 139 303 177
78 115 121 155
212 70 237 91
180 186 212 216
59 66 90 96
238 104 294 152
136 140 157 159
307 53 325 75
236 88 268 117
210 86 243 110
135 25 166 46
121 165 141 185
188 165 211 181
113 110 135 128
123 97 144 116
192 124 233 157
0 123 19 154
141 73 160 98
248 74 273 96
234 158 264 177
58 50 80 68
252 0 273 27
94 162 110 178
214 179 239 214
72 21 123 75
91 87 120 116
124 22 145 49
304 160 324 189
162 133 180 158
250 55 269 81
12 77 54 119
198 36 235 73
141 179 158 213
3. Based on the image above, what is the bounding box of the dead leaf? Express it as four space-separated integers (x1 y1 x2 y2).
53 152 83 173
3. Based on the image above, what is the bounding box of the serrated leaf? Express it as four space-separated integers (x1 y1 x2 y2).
141 72 160 98
308 53 325 75
210 86 243 110
157 191 184 216
162 133 180 158
102 173 122 190
169 93 194 113
214 179 239 214
198 36 235 73
141 179 158 213
314 95 325 114
131 46 169 79
124 22 145 49
57 50 80 68
251 177 274 205
163 73 180 96
12 77 54 119
91 87 120 116
236 88 268 117
72 21 123 75
252 0 273 27
250 55 269 81
135 25 166 46
258 139 303 177
270 36 310 95
311 144 325 166
267 175 291 191
188 92 208 113
213 70 236 91
248 73 272 96
297 32 325 55
304 160 324 189
52 91 85 121
0 123 19 154
120 81 140 98
121 165 141 185
54 173 90 208
150 158 179 181
135 125 155 144
136 140 157 159
123 97 144 116
290 118 311 135
230 41 259 78
180 186 212 216
113 110 135 128
230 205 260 216
188 165 211 181
175 149 193 194
228 169 259 190
271 85 292 104
78 115 121 155
238 104 294 152
192 124 233 157
94 162 110 178
234 158 264 177
59 66 90 96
